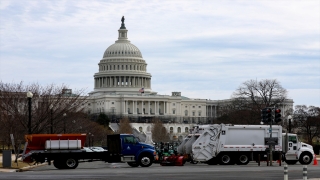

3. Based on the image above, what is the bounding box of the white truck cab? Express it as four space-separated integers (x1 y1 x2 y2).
283 133 314 165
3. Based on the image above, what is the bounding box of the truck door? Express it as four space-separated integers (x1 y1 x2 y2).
122 136 141 156
286 135 298 160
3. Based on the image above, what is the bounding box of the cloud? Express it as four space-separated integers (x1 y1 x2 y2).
0 0 319 108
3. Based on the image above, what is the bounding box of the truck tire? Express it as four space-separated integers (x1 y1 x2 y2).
218 154 234 165
285 160 298 165
127 162 139 167
53 159 65 169
64 158 79 169
299 152 313 165
236 154 250 165
138 154 153 167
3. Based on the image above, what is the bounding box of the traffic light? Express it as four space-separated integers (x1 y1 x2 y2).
274 108 282 123
261 108 272 123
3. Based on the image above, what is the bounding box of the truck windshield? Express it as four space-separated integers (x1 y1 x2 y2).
124 136 137 144
289 135 297 143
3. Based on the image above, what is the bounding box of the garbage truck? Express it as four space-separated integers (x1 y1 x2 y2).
189 124 315 165
21 133 156 169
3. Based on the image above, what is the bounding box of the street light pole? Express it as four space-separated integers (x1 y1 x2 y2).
49 104 53 134
63 113 67 133
26 91 33 134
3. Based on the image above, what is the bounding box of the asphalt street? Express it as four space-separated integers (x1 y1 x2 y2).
0 161 320 180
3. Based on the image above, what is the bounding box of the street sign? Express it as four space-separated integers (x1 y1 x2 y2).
265 137 278 145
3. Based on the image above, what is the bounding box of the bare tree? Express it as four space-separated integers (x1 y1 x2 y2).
151 119 170 142
217 79 288 124
118 117 132 134
293 105 320 145
0 81 89 145
232 79 287 109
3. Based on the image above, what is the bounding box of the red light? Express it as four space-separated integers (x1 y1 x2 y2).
275 109 281 113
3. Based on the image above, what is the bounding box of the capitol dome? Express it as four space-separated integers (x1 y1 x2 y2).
103 43 142 58
92 17 154 96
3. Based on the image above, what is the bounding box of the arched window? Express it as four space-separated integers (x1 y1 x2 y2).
139 127 143 132
177 127 181 133
185 127 189 133
170 127 173 134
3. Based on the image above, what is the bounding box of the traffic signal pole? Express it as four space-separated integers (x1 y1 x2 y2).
261 107 282 167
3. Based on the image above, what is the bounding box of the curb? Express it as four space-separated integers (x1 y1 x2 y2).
16 162 48 172
0 162 48 173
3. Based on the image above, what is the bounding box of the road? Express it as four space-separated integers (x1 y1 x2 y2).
0 161 320 180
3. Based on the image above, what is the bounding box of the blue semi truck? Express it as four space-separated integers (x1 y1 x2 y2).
22 133 156 169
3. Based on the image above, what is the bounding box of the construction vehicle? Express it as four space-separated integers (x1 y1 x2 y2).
190 124 315 165
21 133 156 169
153 142 185 166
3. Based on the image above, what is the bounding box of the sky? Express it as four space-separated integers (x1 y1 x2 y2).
0 0 319 107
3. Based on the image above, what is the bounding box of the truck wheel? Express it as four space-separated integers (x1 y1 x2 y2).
138 154 153 167
219 154 234 165
64 158 79 169
299 152 313 165
285 160 298 165
236 154 250 165
127 162 139 167
53 159 65 169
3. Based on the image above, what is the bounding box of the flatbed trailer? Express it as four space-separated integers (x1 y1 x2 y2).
22 133 156 169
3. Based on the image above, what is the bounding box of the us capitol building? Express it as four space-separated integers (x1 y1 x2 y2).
85 17 293 140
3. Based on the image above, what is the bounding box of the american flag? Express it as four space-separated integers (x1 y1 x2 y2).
139 88 144 93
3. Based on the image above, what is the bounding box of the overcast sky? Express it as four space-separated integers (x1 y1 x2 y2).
0 0 319 107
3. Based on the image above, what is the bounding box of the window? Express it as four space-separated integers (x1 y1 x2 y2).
124 136 136 144
185 127 189 133
198 112 201 116
289 135 297 143
192 112 195 116
199 106 201 108
193 106 195 108
185 106 187 108
177 127 181 133
173 110 175 114
112 102 114 104
173 103 175 106
185 110 188 116
139 127 143 132
170 127 173 134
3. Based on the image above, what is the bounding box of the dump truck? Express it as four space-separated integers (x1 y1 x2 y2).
190 124 315 165
21 133 156 169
